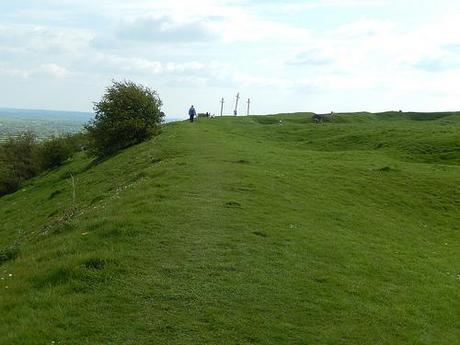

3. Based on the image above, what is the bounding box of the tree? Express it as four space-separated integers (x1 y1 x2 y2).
0 132 39 196
0 132 86 198
86 80 164 157
38 135 75 170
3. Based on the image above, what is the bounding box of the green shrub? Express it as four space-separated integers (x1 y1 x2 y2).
39 135 76 170
0 132 87 197
0 164 20 196
85 80 164 157
2 131 39 180
0 131 39 196
0 244 20 265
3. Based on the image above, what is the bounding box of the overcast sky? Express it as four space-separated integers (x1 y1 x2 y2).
1 0 460 118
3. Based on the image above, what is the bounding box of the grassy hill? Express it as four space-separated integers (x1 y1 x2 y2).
0 112 459 344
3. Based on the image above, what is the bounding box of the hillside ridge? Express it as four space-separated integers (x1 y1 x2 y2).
1 113 459 344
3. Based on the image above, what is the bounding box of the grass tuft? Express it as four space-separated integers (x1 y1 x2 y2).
224 201 241 208
0 243 20 265
84 258 106 270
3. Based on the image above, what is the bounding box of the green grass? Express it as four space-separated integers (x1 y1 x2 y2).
0 112 459 344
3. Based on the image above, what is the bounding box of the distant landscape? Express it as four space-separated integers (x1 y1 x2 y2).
0 108 93 141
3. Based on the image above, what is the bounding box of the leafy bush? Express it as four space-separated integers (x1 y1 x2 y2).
2 131 39 180
0 131 39 196
39 135 78 170
86 80 164 157
0 164 20 196
0 132 87 197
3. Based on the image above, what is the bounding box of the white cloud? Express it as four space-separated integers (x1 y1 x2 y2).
38 63 69 79
0 67 31 79
0 63 70 80
87 54 224 77
245 0 390 13
286 49 334 66
116 15 217 43
0 24 92 54
333 18 395 38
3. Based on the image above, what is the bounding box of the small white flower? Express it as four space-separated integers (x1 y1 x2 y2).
8 273 12 277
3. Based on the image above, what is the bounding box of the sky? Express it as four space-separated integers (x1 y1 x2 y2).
1 0 460 119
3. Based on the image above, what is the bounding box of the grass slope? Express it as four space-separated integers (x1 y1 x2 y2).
1 112 459 344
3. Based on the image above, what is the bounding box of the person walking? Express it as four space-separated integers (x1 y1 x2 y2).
189 105 196 123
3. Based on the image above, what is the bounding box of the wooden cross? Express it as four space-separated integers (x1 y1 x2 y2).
234 92 240 116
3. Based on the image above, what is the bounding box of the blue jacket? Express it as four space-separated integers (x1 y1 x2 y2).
189 107 196 116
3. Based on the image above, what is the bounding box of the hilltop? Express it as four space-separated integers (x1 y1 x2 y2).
0 112 459 344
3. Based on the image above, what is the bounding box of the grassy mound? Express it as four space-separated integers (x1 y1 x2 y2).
0 112 459 344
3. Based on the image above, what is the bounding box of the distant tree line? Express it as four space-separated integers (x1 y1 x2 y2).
0 80 164 197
